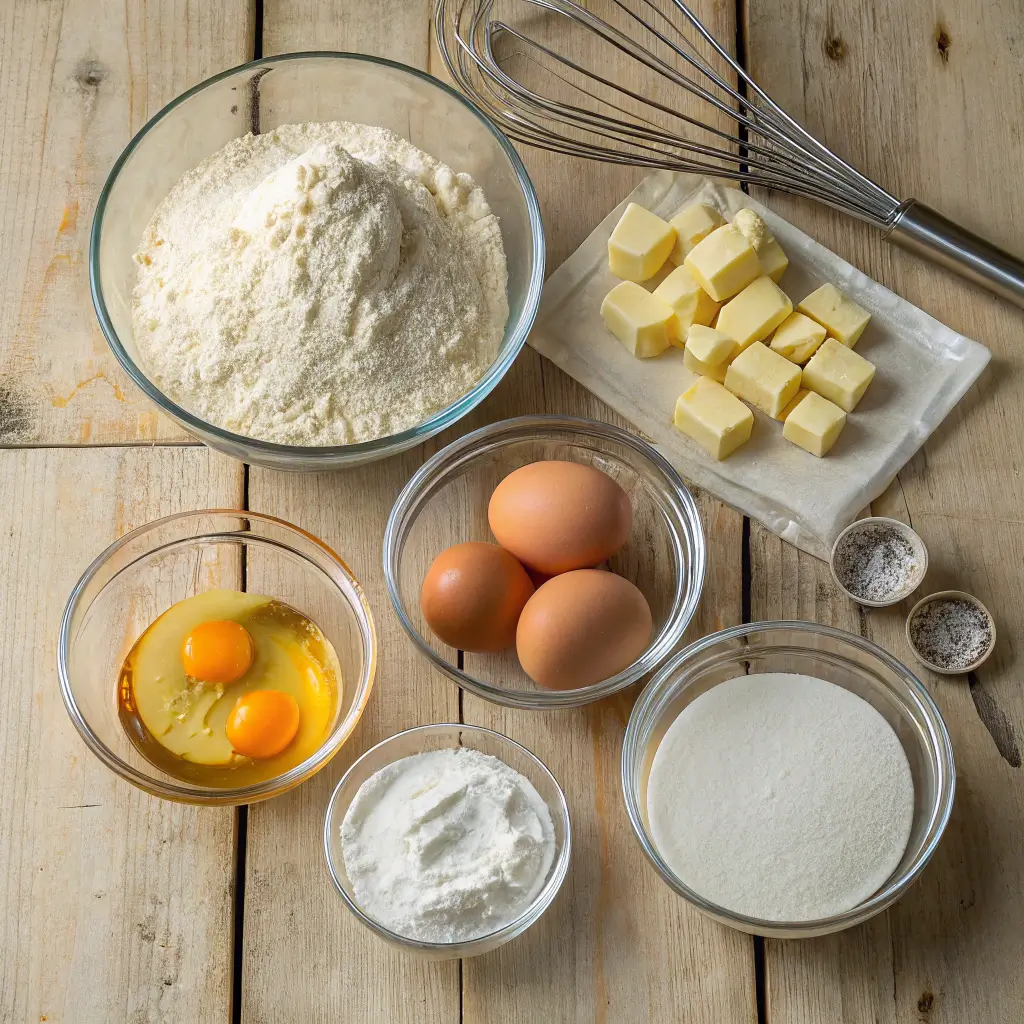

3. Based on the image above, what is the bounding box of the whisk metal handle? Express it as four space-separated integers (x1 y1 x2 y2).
886 201 1024 308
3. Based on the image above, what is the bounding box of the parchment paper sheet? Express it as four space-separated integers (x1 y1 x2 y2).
529 173 991 559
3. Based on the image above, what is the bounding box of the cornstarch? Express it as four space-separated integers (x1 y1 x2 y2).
647 673 914 922
341 747 555 943
133 122 508 445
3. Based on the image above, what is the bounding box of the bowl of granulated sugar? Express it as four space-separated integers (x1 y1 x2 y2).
830 517 928 607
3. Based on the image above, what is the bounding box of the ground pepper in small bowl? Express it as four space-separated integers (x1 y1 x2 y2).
907 591 996 674
830 518 928 607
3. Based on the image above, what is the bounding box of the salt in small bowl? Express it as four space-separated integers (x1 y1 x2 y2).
906 590 997 675
830 517 928 608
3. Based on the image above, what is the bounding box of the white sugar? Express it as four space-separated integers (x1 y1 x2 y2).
646 673 914 922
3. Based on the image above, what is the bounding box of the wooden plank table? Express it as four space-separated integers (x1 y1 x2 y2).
1 1 1021 1022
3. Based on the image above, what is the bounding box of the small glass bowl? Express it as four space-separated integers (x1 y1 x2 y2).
58 511 376 804
622 621 955 938
90 52 545 470
323 723 571 959
383 416 707 709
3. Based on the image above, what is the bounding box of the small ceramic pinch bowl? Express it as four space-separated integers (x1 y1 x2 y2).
622 621 955 938
323 723 571 959
383 415 706 709
58 510 376 804
906 590 997 675
830 516 929 608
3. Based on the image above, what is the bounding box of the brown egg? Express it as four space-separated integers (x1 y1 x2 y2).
488 461 632 575
420 542 534 652
516 569 652 690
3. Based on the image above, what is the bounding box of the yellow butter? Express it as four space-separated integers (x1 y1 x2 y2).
770 311 827 365
683 326 737 382
684 225 762 302
600 280 674 358
653 265 721 345
802 337 876 412
669 203 725 264
608 203 676 282
683 346 728 382
782 391 847 456
673 376 753 460
774 388 810 422
732 208 789 283
715 276 793 353
724 340 802 418
686 324 737 367
797 283 871 347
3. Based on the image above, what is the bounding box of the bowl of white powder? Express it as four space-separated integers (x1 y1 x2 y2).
622 621 955 938
90 53 545 469
324 723 570 958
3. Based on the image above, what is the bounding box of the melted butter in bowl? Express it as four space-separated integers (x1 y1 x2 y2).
118 588 341 787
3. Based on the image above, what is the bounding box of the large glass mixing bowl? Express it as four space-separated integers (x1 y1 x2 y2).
90 52 545 470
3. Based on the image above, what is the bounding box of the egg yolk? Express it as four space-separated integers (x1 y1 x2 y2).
225 689 300 759
182 620 254 684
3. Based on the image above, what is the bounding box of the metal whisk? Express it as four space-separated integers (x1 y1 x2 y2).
435 0 1024 307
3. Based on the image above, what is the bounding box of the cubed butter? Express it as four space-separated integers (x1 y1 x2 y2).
774 388 810 422
770 311 827 365
797 283 871 347
669 203 726 264
732 208 789 283
684 224 762 302
673 377 754 460
652 265 721 345
686 325 737 367
715 276 793 353
802 338 875 412
600 281 674 358
724 341 802 418
782 391 847 456
683 346 728 383
683 326 737 383
608 203 676 282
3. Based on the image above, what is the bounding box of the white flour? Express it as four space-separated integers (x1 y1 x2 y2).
341 747 555 943
132 122 508 445
647 672 914 922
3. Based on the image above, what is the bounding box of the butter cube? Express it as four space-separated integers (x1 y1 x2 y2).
797 283 871 347
715 276 793 353
673 377 754 460
724 341 802 418
683 347 727 382
669 203 726 264
732 208 789 283
683 326 737 383
770 311 827 365
684 225 762 302
600 281 674 358
802 338 875 412
653 265 721 345
783 391 847 456
608 203 676 282
686 325 737 366
774 388 810 422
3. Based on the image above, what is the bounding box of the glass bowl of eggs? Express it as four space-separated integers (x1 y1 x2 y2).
383 415 706 709
58 510 376 804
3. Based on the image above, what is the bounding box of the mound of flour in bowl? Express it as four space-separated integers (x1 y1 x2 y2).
132 122 508 446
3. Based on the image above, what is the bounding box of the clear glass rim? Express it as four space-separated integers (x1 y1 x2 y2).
621 620 956 936
57 509 378 805
382 415 708 709
88 51 546 461
322 722 572 952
